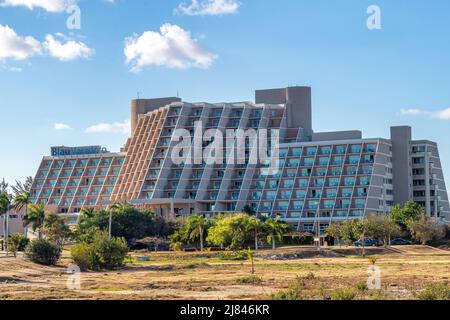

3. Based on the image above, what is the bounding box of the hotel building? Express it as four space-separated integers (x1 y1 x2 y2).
29 87 450 230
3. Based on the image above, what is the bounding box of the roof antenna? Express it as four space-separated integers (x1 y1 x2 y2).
137 91 141 100
177 90 179 98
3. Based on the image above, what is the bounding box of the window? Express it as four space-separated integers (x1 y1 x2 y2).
342 188 353 197
286 169 296 177
319 157 329 166
306 147 317 155
360 177 370 186
321 146 332 155
333 156 344 165
304 158 314 166
316 168 327 176
344 177 355 186
280 190 292 199
347 166 357 175
293 201 304 210
355 199 365 209
278 201 289 210
335 146 346 154
324 200 335 209
284 180 294 188
326 189 337 198
413 157 425 164
292 148 302 157
298 179 309 188
412 146 426 153
296 190 306 198
349 156 359 164
288 159 300 167
366 144 376 152
329 178 340 186
351 145 362 153
267 191 277 200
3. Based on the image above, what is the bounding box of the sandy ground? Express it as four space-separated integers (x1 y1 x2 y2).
0 245 449 300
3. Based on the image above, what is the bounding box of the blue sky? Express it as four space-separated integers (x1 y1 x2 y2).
1 0 450 190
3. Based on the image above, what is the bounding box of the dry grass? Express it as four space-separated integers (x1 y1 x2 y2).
0 245 449 300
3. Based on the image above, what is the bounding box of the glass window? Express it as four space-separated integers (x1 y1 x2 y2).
304 158 314 166
306 147 317 155
279 149 288 157
360 176 370 185
321 146 332 155
342 188 353 197
324 200 335 209
288 159 300 167
329 178 340 187
278 201 289 210
349 156 359 164
344 177 355 186
319 157 329 166
292 148 302 157
308 201 319 209
347 166 357 175
355 199 365 208
335 146 346 154
333 156 343 165
280 190 292 199
366 144 376 152
326 189 337 198
293 201 304 210
316 168 327 176
286 169 296 177
267 191 277 200
298 179 309 188
351 145 362 153
283 180 294 188
296 190 306 198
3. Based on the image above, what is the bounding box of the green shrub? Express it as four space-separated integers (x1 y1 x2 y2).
25 239 61 266
355 281 368 293
7 234 29 254
217 250 248 261
330 288 356 300
270 276 306 300
71 230 129 271
236 275 262 285
416 282 450 300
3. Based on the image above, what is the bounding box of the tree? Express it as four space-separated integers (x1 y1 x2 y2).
12 191 31 235
7 233 29 258
365 214 401 246
407 215 445 245
0 192 11 252
207 214 256 250
11 177 33 197
263 217 292 250
42 213 71 246
23 203 46 239
0 179 8 194
186 215 208 251
76 206 160 243
242 205 256 216
247 216 263 250
391 202 423 231
326 223 343 246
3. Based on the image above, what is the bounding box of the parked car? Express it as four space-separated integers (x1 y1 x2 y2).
390 238 412 246
354 239 377 247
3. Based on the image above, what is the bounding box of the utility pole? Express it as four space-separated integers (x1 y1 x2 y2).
108 211 112 240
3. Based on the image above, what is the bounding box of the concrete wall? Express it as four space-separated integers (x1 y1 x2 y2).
390 126 413 205
131 97 181 134
312 131 362 142
255 86 313 139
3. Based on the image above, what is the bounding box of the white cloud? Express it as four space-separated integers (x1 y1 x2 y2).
54 123 72 130
85 120 130 134
430 108 450 120
124 24 216 72
0 25 42 61
9 66 22 72
44 34 94 61
0 25 94 63
175 0 240 16
0 0 76 13
399 108 424 116
400 107 450 120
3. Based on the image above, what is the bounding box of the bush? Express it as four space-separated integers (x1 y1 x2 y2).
236 275 262 285
217 251 248 261
270 276 307 300
330 288 356 300
416 282 450 300
71 230 129 271
7 234 29 253
25 239 61 266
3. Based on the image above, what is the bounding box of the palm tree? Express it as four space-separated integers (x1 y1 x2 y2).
80 207 96 218
12 191 31 235
0 192 11 252
107 200 132 239
11 177 33 196
247 216 263 250
263 217 291 250
23 203 46 239
187 215 208 251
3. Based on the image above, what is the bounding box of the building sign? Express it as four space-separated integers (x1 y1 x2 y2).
51 146 108 156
